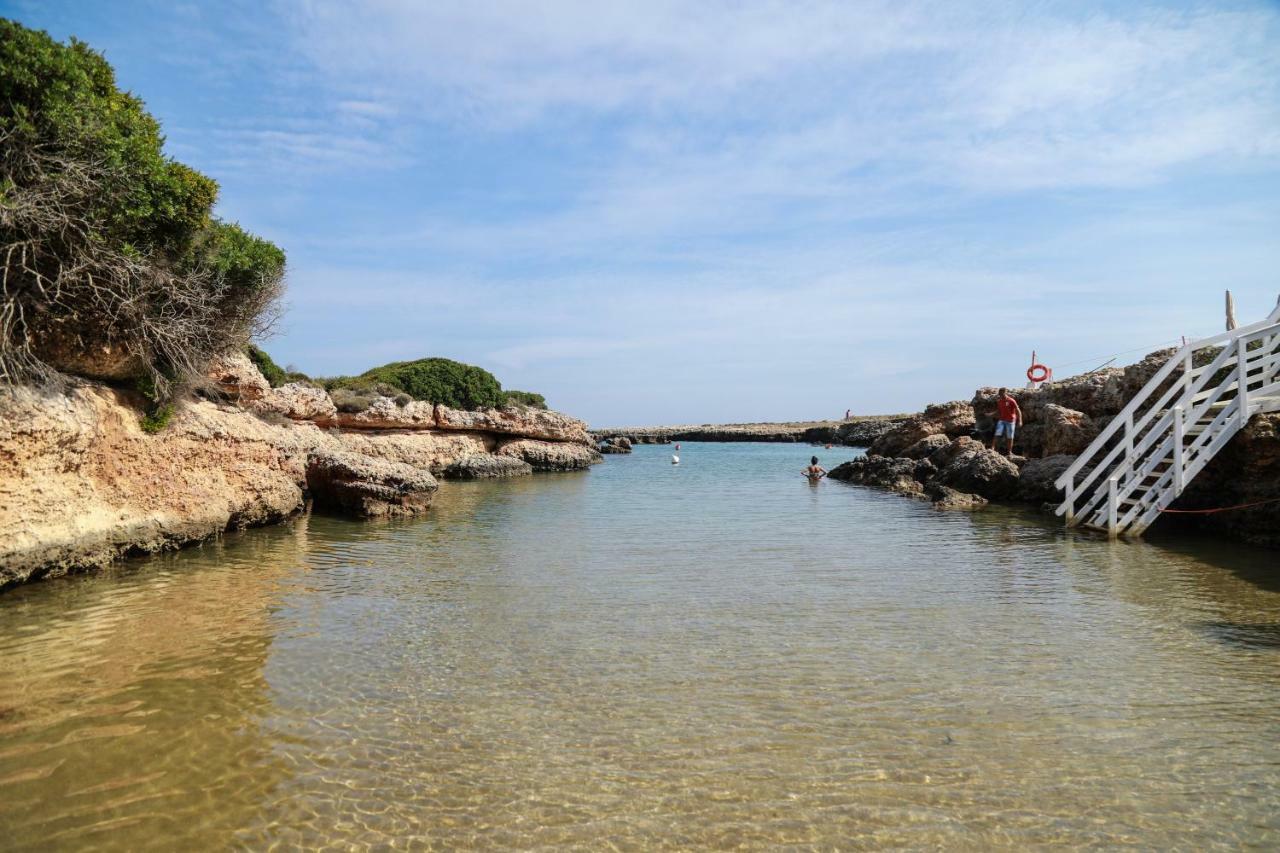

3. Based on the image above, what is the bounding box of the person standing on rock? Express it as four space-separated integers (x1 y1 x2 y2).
991 388 1022 455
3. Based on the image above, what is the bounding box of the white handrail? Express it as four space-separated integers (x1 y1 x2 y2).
1055 304 1280 492
1055 301 1280 536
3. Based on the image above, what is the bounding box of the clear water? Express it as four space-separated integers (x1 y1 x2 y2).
1 442 1278 849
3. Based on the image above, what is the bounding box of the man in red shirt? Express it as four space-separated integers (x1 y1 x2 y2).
991 387 1022 455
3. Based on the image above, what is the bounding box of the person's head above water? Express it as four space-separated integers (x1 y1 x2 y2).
811 456 819 465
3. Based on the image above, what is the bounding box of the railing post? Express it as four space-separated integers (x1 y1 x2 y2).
1124 410 1133 460
1183 351 1193 395
1064 480 1075 524
1172 405 1185 495
1237 336 1250 424
1107 476 1118 535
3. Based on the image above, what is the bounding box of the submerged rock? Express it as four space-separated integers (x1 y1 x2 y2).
926 482 989 511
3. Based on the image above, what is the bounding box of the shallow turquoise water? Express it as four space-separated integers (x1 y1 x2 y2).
1 442 1278 849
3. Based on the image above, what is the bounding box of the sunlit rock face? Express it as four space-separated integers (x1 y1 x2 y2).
0 358 602 587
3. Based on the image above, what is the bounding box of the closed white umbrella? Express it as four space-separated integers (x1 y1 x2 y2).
1226 289 1237 331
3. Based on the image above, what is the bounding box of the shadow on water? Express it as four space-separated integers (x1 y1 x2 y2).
1194 621 1280 650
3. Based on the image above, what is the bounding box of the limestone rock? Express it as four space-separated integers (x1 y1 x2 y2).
255 382 337 421
442 454 534 479
827 455 925 497
1042 404 1098 456
497 438 603 471
1172 413 1280 548
437 405 593 445
1121 348 1179 400
599 436 634 454
836 418 906 447
1018 455 1076 504
318 396 437 430
0 384 308 588
207 352 270 402
931 437 1021 500
868 401 975 457
305 451 437 518
337 430 494 476
926 482 989 511
902 433 951 459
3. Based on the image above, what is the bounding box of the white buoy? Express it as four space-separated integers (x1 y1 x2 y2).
672 454 680 465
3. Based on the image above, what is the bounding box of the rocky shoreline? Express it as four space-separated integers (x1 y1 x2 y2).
826 350 1280 549
0 355 601 589
593 416 907 448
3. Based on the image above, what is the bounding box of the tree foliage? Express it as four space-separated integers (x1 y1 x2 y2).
0 19 284 403
247 344 288 388
329 357 508 410
503 390 547 409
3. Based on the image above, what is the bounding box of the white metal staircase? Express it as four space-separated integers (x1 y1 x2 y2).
1055 302 1280 536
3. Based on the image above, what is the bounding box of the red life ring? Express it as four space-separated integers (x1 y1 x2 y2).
1027 363 1051 383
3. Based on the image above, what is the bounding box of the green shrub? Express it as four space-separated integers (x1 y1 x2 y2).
0 19 284 402
140 404 175 434
247 345 287 387
331 388 373 413
504 390 547 409
354 358 506 410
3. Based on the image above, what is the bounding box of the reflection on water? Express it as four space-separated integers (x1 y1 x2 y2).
1 443 1278 848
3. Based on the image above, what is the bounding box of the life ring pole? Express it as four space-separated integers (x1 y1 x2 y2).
1027 350 1052 383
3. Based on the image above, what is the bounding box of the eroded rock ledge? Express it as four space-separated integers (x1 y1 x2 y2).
0 356 602 588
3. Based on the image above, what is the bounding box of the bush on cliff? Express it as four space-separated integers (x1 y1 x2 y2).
247 345 288 388
504 390 547 409
0 19 284 404
343 358 507 410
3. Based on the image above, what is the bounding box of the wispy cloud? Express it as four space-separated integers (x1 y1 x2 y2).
25 0 1277 422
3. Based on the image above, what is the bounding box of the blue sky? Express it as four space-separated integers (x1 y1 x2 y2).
6 1 1280 426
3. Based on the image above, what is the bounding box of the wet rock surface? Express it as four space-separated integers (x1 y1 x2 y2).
925 483 989 511
828 456 925 497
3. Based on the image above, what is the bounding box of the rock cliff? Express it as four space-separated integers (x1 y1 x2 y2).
829 351 1280 549
0 357 602 588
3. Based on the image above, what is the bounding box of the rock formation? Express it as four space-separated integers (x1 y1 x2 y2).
827 348 1280 548
0 357 603 588
599 436 633 454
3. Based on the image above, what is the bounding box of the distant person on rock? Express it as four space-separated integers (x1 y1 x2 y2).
991 388 1022 455
804 455 827 483
845 409 851 420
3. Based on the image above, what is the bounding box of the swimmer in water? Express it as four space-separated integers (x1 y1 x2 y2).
803 455 826 482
